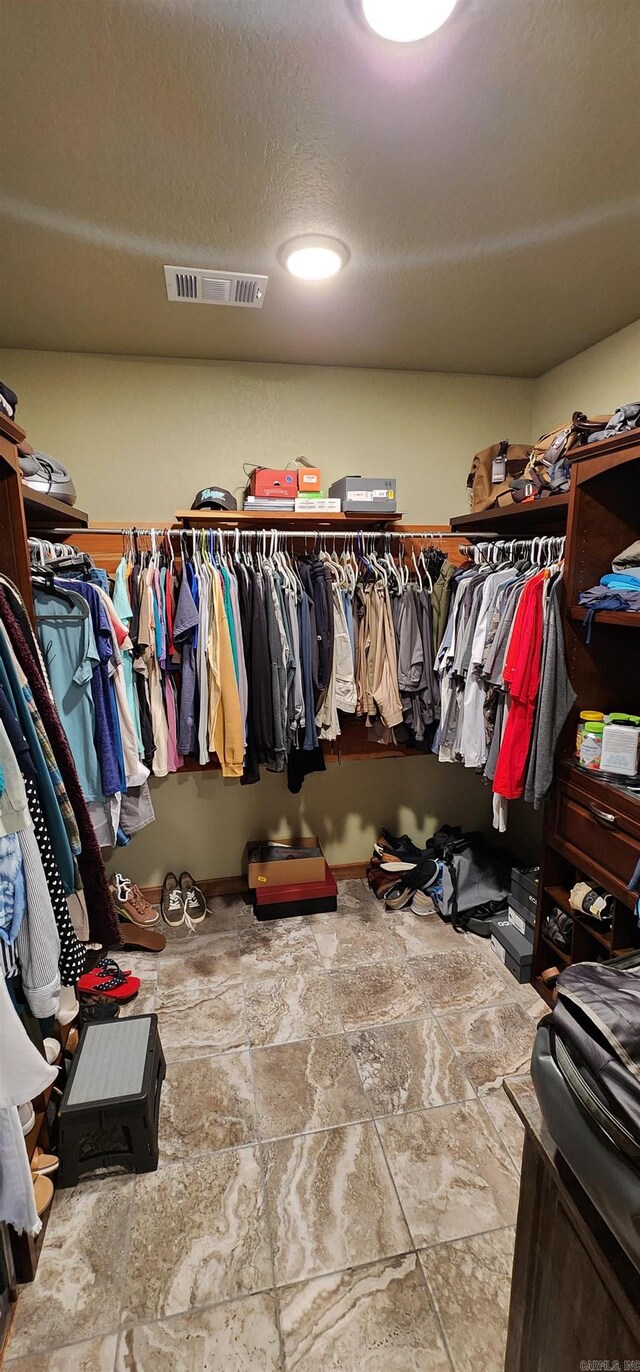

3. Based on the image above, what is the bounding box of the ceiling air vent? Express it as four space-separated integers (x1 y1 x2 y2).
164 266 268 309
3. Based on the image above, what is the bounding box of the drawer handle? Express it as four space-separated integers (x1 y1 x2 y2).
589 804 617 827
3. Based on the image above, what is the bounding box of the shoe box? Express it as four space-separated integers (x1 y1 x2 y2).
252 863 338 921
508 864 540 937
327 476 397 513
488 914 534 984
245 836 326 888
248 467 298 500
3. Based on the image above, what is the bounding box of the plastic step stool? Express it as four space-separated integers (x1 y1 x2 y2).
57 1014 165 1188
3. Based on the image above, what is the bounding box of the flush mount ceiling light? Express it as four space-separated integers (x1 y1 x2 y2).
280 235 350 281
362 0 458 42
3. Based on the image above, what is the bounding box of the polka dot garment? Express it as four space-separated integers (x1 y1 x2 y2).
25 777 86 985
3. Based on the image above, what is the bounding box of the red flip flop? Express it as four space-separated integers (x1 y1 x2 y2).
77 962 140 1003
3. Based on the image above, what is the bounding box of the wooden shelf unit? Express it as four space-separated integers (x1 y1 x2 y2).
532 429 640 1005
568 605 640 629
449 492 569 536
176 508 403 530
23 487 88 530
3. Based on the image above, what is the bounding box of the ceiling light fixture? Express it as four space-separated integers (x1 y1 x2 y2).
280 235 350 281
362 0 458 42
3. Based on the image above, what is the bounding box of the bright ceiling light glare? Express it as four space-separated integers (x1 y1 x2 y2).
362 0 458 42
280 235 349 281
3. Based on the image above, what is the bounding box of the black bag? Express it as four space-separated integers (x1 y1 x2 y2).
425 826 509 933
531 951 640 1268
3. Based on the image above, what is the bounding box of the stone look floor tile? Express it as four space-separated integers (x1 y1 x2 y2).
239 919 321 981
279 1252 451 1372
157 981 247 1063
123 1147 272 1322
245 968 343 1046
410 949 514 1013
378 1100 518 1248
381 908 463 958
251 1034 369 1140
481 1081 526 1172
263 1121 411 1286
159 1051 256 1160
156 942 241 1007
310 906 405 968
420 1227 516 1372
7 1335 118 1372
438 1003 536 1093
329 878 379 912
330 962 425 1032
350 1018 475 1115
8 1179 133 1357
116 1293 281 1371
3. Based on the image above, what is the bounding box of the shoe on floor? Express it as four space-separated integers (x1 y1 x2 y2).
18 1103 35 1136
31 1148 59 1177
410 890 437 915
110 873 160 927
383 857 440 911
117 922 167 952
179 871 207 925
42 1036 62 1066
373 829 423 863
161 872 185 927
57 984 79 1026
78 958 140 1003
32 1174 54 1217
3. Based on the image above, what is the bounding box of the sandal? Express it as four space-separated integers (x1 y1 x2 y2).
116 922 167 953
33 1174 54 1217
77 958 140 1003
31 1148 59 1177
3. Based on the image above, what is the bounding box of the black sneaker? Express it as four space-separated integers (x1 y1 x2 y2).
373 830 423 863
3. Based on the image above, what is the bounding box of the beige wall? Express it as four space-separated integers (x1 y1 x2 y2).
532 319 640 438
0 349 533 524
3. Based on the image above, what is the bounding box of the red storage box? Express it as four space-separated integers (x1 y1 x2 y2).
252 864 338 921
249 468 298 499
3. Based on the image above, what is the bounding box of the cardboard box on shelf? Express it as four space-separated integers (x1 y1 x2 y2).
296 457 322 492
249 468 298 499
245 836 326 888
328 476 397 513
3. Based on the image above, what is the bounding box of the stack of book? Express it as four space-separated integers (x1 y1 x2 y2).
244 495 296 512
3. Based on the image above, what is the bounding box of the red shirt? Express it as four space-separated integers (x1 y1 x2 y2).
493 572 545 800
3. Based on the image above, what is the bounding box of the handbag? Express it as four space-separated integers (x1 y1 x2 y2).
466 440 532 513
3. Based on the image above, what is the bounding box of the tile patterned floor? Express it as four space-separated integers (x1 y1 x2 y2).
7 882 542 1371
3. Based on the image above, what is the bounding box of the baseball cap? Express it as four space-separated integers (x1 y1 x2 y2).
191 486 238 512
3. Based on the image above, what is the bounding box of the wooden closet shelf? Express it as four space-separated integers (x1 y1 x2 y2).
23 488 89 529
175 509 403 530
449 492 569 535
568 605 640 628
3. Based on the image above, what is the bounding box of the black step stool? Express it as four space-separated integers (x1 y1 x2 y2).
57 1014 165 1188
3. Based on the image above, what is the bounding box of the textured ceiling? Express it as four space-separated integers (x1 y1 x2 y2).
1 0 639 375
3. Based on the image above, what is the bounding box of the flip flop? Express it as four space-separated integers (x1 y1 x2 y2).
31 1148 59 1177
32 1174 54 1217
116 922 167 953
77 964 140 1003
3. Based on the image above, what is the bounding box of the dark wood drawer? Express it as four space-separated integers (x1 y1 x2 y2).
553 785 640 901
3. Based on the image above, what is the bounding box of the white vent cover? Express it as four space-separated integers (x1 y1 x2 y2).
164 266 268 308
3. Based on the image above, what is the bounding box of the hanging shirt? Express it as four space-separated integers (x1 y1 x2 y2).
34 587 103 802
493 572 546 801
174 565 200 758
